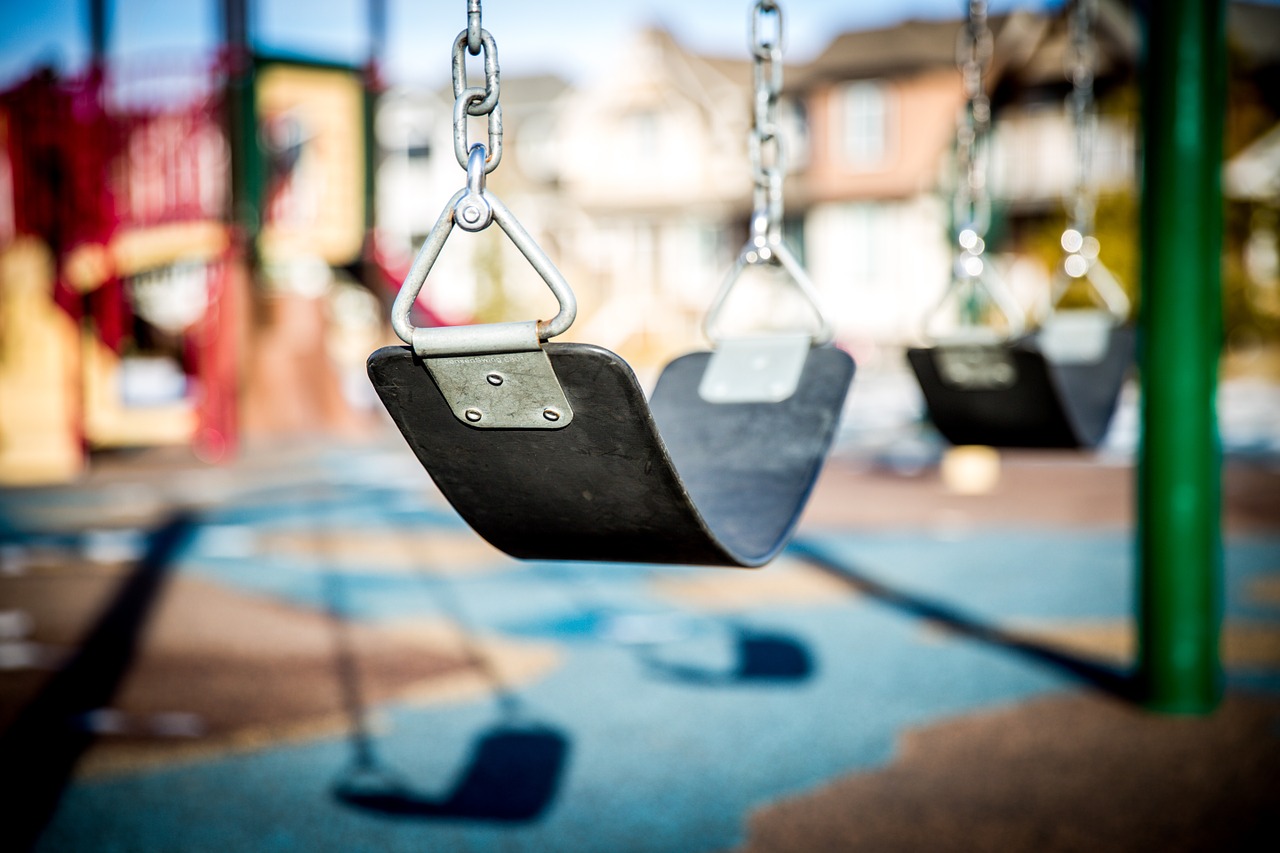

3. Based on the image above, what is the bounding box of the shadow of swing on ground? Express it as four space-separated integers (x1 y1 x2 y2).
788 539 1139 702
331 722 571 823
534 561 817 686
637 624 816 685
319 555 571 825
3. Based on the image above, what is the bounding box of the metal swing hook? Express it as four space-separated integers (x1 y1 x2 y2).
454 143 493 232
702 240 834 346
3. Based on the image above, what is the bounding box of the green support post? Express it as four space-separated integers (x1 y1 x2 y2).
1137 0 1226 713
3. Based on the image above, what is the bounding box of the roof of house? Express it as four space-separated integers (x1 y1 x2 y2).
1010 0 1139 90
429 72 571 115
791 12 1049 88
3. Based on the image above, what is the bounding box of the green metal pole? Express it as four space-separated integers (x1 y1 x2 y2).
1137 0 1226 713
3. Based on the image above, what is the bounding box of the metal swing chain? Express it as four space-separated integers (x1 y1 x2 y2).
1062 0 1098 276
747 0 785 260
1051 0 1130 319
452 0 502 174
953 0 994 267
390 0 576 356
467 0 482 55
703 0 833 345
923 0 1026 340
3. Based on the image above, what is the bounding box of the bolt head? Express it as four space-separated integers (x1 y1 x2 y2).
542 408 561 422
462 205 482 224
486 373 504 386
464 408 483 422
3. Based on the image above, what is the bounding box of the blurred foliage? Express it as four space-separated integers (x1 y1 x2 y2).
1225 204 1280 349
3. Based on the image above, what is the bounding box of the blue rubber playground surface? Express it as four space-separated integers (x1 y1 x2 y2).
4 443 1280 852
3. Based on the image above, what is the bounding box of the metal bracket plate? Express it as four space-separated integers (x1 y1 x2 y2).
934 345 1018 390
698 334 811 403
425 349 573 429
1036 309 1112 365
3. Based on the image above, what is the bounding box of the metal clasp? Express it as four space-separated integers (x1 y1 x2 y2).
1047 230 1130 324
703 240 834 347
389 144 576 429
391 144 576 352
699 239 834 404
923 230 1026 344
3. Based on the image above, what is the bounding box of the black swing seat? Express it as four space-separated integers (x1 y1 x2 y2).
906 322 1133 449
368 343 854 567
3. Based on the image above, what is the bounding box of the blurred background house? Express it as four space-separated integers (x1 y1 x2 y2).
1 0 1279 485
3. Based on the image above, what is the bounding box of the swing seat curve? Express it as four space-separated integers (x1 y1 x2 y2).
907 324 1133 449
368 343 853 567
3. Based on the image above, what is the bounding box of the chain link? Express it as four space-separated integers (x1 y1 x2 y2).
1052 0 1128 318
451 0 502 172
453 28 500 117
453 87 503 174
466 0 482 56
748 0 785 256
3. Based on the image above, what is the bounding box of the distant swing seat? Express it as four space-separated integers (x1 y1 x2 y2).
912 0 1132 451
368 148 853 568
909 192 1133 450
907 314 1133 449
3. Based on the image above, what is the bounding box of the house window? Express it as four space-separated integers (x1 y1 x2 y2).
627 110 660 162
840 80 892 170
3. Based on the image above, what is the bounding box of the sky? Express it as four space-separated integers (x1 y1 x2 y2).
0 0 1070 91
